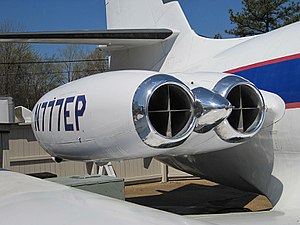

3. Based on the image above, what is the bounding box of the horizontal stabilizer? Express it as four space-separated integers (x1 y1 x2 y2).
0 29 174 47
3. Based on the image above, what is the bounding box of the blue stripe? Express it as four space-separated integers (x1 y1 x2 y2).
233 58 300 104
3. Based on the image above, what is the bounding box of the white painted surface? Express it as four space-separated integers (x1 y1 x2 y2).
0 171 210 225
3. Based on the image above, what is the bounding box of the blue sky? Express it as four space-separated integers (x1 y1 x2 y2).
0 0 243 55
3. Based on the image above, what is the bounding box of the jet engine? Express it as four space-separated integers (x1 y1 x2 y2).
32 71 198 161
32 70 265 162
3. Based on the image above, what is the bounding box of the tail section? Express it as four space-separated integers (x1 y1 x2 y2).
105 0 191 32
105 0 194 71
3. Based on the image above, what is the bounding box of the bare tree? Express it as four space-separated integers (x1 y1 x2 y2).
0 21 33 96
16 54 64 109
59 44 88 82
73 48 109 80
0 21 64 109
0 23 109 109
59 45 109 82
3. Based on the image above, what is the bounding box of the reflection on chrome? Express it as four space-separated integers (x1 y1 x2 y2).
192 87 232 133
133 74 265 148
213 76 265 143
132 74 197 148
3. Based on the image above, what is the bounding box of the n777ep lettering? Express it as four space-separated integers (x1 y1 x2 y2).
34 95 86 132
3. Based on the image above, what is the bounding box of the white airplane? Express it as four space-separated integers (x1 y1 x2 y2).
0 0 300 224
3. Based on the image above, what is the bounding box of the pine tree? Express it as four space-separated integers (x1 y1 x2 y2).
226 0 300 37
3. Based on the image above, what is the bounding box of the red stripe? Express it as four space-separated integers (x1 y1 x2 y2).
286 102 300 109
225 53 300 74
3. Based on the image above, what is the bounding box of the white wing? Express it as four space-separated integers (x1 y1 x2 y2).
0 170 210 225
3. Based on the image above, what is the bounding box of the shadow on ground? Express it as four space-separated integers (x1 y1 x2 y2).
126 180 272 215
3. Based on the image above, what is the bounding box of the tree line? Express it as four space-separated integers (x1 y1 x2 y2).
0 22 109 109
215 0 300 38
226 0 300 37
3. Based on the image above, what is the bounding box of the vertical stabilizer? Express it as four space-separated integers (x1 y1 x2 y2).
105 0 191 32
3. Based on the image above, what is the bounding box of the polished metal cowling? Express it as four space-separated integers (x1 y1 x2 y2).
132 74 197 148
213 76 265 142
192 87 233 133
133 74 265 148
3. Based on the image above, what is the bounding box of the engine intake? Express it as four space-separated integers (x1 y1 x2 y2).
132 74 197 148
213 76 265 142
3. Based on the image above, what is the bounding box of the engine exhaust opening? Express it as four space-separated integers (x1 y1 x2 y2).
148 84 193 137
213 76 265 142
227 85 262 133
133 74 196 148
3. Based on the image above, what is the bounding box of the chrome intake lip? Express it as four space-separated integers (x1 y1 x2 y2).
213 76 265 142
132 74 197 148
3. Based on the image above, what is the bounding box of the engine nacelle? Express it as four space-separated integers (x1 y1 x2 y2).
32 70 266 161
32 71 199 161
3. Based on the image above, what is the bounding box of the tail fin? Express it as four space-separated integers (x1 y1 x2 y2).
105 0 191 32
